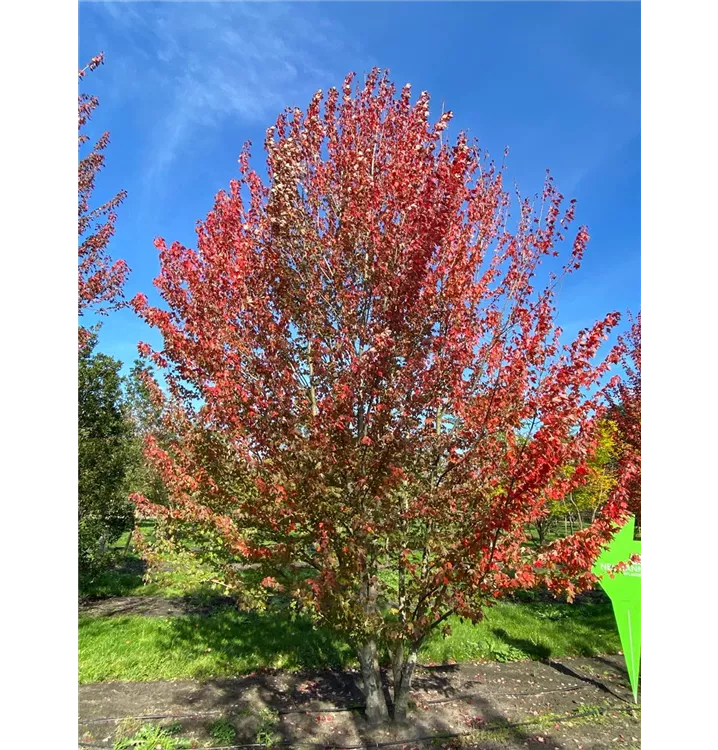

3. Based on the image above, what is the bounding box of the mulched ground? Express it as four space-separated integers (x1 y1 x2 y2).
78 654 640 749
79 595 237 618
78 586 609 620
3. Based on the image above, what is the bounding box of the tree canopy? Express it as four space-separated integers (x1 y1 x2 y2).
130 70 637 722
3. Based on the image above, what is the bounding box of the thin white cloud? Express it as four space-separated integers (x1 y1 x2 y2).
89 1 354 187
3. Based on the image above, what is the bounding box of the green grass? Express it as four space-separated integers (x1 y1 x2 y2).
114 722 191 750
255 708 282 748
81 522 621 684
84 519 572 601
421 599 618 664
80 522 223 600
80 561 221 600
79 558 216 600
79 597 618 683
207 717 237 746
111 522 157 549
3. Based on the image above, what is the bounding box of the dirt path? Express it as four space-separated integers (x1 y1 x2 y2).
79 595 236 618
78 655 640 749
79 589 610 619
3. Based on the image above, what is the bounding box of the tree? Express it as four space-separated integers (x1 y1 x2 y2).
608 313 641 525
78 337 133 582
78 53 129 350
125 361 166 440
537 419 619 542
124 361 172 513
571 420 619 524
130 71 635 723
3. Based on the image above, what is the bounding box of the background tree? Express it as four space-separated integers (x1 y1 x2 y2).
78 53 129 350
608 312 641 527
125 361 165 437
571 419 619 524
536 420 619 542
130 71 635 723
124 361 172 506
78 336 133 584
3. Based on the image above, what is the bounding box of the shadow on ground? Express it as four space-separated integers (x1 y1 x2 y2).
79 570 637 747
79 556 148 601
79 593 237 618
490 628 553 662
79 653 641 749
159 605 354 674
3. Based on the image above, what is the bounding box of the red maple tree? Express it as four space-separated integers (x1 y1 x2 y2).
608 313 641 525
78 53 128 350
131 71 636 722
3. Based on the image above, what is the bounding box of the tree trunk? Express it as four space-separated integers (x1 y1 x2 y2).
392 644 418 722
536 520 547 546
569 497 583 530
123 527 134 557
357 576 390 724
357 638 389 724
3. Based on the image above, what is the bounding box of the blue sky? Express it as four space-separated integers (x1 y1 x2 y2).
79 0 640 373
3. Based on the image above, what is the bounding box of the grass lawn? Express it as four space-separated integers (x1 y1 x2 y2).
79 596 619 683
80 521 622 684
83 520 581 600
79 554 218 600
81 522 223 600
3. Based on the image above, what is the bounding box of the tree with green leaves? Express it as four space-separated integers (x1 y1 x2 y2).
543 420 619 540
124 361 172 513
78 338 133 582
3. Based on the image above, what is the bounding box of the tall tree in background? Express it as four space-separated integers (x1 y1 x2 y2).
608 313 641 525
124 361 172 512
78 53 128 350
78 337 133 582
568 419 620 525
131 71 636 723
535 419 619 543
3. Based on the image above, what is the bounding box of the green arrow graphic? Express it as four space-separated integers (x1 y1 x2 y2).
591 515 641 702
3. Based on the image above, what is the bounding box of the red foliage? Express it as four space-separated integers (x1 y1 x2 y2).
130 70 634 712
607 313 641 523
78 53 129 349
